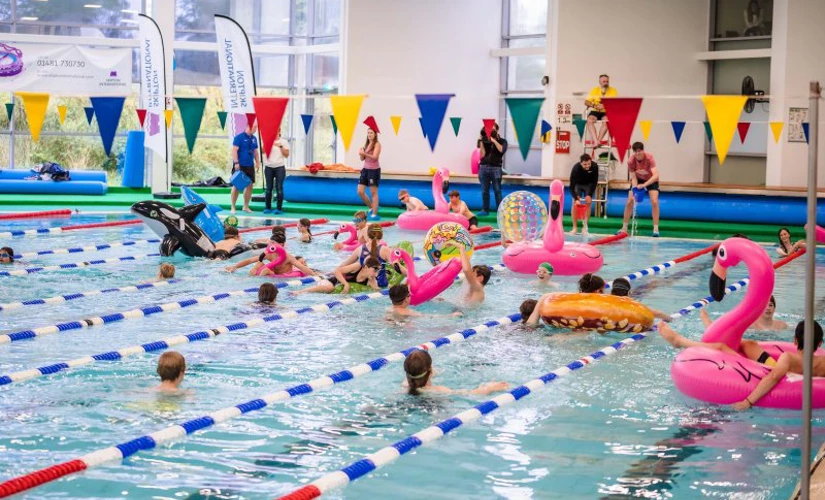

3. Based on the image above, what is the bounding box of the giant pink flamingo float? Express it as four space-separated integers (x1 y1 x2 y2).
396 167 470 231
502 179 602 275
389 248 462 305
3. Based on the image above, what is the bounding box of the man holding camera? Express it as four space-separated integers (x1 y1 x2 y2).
477 122 508 216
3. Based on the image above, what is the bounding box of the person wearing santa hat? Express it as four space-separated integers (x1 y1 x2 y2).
358 116 383 221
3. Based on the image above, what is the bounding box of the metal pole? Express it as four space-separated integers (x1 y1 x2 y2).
801 80 821 500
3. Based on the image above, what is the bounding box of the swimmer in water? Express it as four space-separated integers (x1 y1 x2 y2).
776 227 806 257
461 245 490 305
700 294 788 331
297 218 313 243
333 211 369 251
387 284 462 318
293 256 382 295
578 273 605 293
610 277 671 322
156 263 175 281
535 262 557 287
403 350 509 395
257 282 278 306
0 246 14 264
154 351 187 393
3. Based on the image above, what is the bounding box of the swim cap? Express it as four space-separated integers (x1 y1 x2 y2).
539 262 554 275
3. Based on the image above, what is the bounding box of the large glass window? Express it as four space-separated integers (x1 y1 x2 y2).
175 0 291 44
711 0 773 50
508 0 547 37
2 0 144 38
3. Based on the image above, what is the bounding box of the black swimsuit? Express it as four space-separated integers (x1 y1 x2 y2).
328 270 369 287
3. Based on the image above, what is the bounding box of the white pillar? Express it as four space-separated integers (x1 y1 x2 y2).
150 0 176 193
765 0 788 187
335 0 350 163
540 0 559 178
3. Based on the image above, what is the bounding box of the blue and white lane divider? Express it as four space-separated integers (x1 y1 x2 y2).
0 275 330 346
0 279 186 313
12 238 161 260
278 279 752 499
604 260 676 291
0 253 161 277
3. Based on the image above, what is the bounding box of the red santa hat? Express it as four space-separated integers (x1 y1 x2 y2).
363 115 380 134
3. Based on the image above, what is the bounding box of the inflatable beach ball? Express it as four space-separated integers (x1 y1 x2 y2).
224 215 239 228
423 222 474 266
497 191 548 243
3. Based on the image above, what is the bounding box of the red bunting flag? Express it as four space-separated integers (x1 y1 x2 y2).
600 97 644 163
136 108 147 128
737 122 751 143
252 97 289 157
245 112 257 127
482 118 496 138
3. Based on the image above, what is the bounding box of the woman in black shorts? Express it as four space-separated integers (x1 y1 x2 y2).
292 256 382 295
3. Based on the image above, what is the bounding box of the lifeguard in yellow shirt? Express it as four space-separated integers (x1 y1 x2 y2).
584 74 618 146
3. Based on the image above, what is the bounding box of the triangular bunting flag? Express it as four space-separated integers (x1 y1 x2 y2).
573 118 587 140
363 116 380 133
245 112 257 128
330 115 338 135
4 102 13 121
505 97 544 160
164 109 174 128
600 97 644 162
703 121 713 142
301 114 314 135
136 108 147 128
175 97 207 154
639 120 652 141
390 115 402 135
803 123 810 144
90 96 125 156
701 95 747 165
251 97 289 157
329 95 365 150
671 121 686 144
769 122 783 143
217 110 228 130
737 122 751 144
84 106 95 125
540 119 552 143
482 118 497 139
57 104 67 125
415 94 454 151
16 92 50 142
419 117 427 138
450 117 462 136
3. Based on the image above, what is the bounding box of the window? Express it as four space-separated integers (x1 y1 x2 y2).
6 0 144 38
508 0 547 37
175 0 291 44
712 0 773 49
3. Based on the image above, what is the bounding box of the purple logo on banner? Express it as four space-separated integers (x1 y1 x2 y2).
0 43 24 77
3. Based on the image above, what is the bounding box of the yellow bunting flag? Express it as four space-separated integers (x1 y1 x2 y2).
57 104 67 125
639 120 652 141
701 95 747 165
770 122 784 143
164 109 174 128
390 115 402 136
329 95 365 150
15 92 50 142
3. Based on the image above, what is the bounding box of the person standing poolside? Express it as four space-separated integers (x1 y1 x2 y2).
358 117 382 221
569 153 599 235
398 189 428 211
231 122 260 214
263 133 289 214
584 74 618 146
476 122 508 216
618 142 661 237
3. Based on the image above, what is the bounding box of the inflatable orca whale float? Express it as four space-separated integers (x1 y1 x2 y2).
131 200 263 258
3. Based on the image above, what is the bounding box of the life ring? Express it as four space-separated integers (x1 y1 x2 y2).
539 293 654 333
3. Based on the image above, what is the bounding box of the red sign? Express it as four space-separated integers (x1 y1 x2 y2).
555 130 570 154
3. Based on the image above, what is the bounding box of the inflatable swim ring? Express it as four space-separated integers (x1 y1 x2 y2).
389 247 461 305
333 223 385 252
539 293 654 333
396 167 470 231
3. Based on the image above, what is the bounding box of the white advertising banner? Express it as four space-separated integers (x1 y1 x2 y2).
214 14 257 139
0 42 131 95
138 14 167 161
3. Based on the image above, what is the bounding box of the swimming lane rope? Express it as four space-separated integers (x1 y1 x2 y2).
0 219 142 238
12 238 162 260
0 248 716 495
275 250 805 499
0 252 161 277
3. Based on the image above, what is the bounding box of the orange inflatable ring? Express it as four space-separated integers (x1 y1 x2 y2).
539 293 654 333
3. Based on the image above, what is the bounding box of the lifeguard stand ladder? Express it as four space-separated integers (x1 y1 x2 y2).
583 115 615 219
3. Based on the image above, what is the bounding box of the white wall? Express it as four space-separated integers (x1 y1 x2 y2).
543 0 709 183
340 0 501 174
766 0 825 188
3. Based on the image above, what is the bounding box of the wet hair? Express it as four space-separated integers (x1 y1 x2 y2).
473 265 491 285
610 277 632 297
520 299 538 323
404 350 433 395
777 227 793 252
258 283 278 304
580 153 592 163
579 273 605 293
632 142 644 152
367 223 383 259
157 351 186 382
795 320 824 351
224 226 239 239
0 246 14 262
389 284 410 305
769 295 776 308
159 263 175 279
364 256 381 270
448 190 461 198
270 226 286 245
211 250 230 260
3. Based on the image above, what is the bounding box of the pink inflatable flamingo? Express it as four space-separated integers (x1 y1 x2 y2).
389 248 462 305
502 179 603 275
671 237 825 409
396 167 470 231
814 225 825 244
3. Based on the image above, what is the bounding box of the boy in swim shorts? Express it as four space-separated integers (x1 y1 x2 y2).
448 190 479 230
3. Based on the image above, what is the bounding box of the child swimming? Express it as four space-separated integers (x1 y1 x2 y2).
578 273 605 293
333 211 369 251
297 218 313 243
403 350 508 395
0 246 14 264
293 256 382 295
388 284 462 318
610 277 671 321
257 283 278 305
535 262 557 287
460 246 490 305
448 190 479 230
157 263 175 281
154 351 187 393
700 294 788 331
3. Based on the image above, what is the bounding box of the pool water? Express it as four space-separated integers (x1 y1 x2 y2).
1 213 824 499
